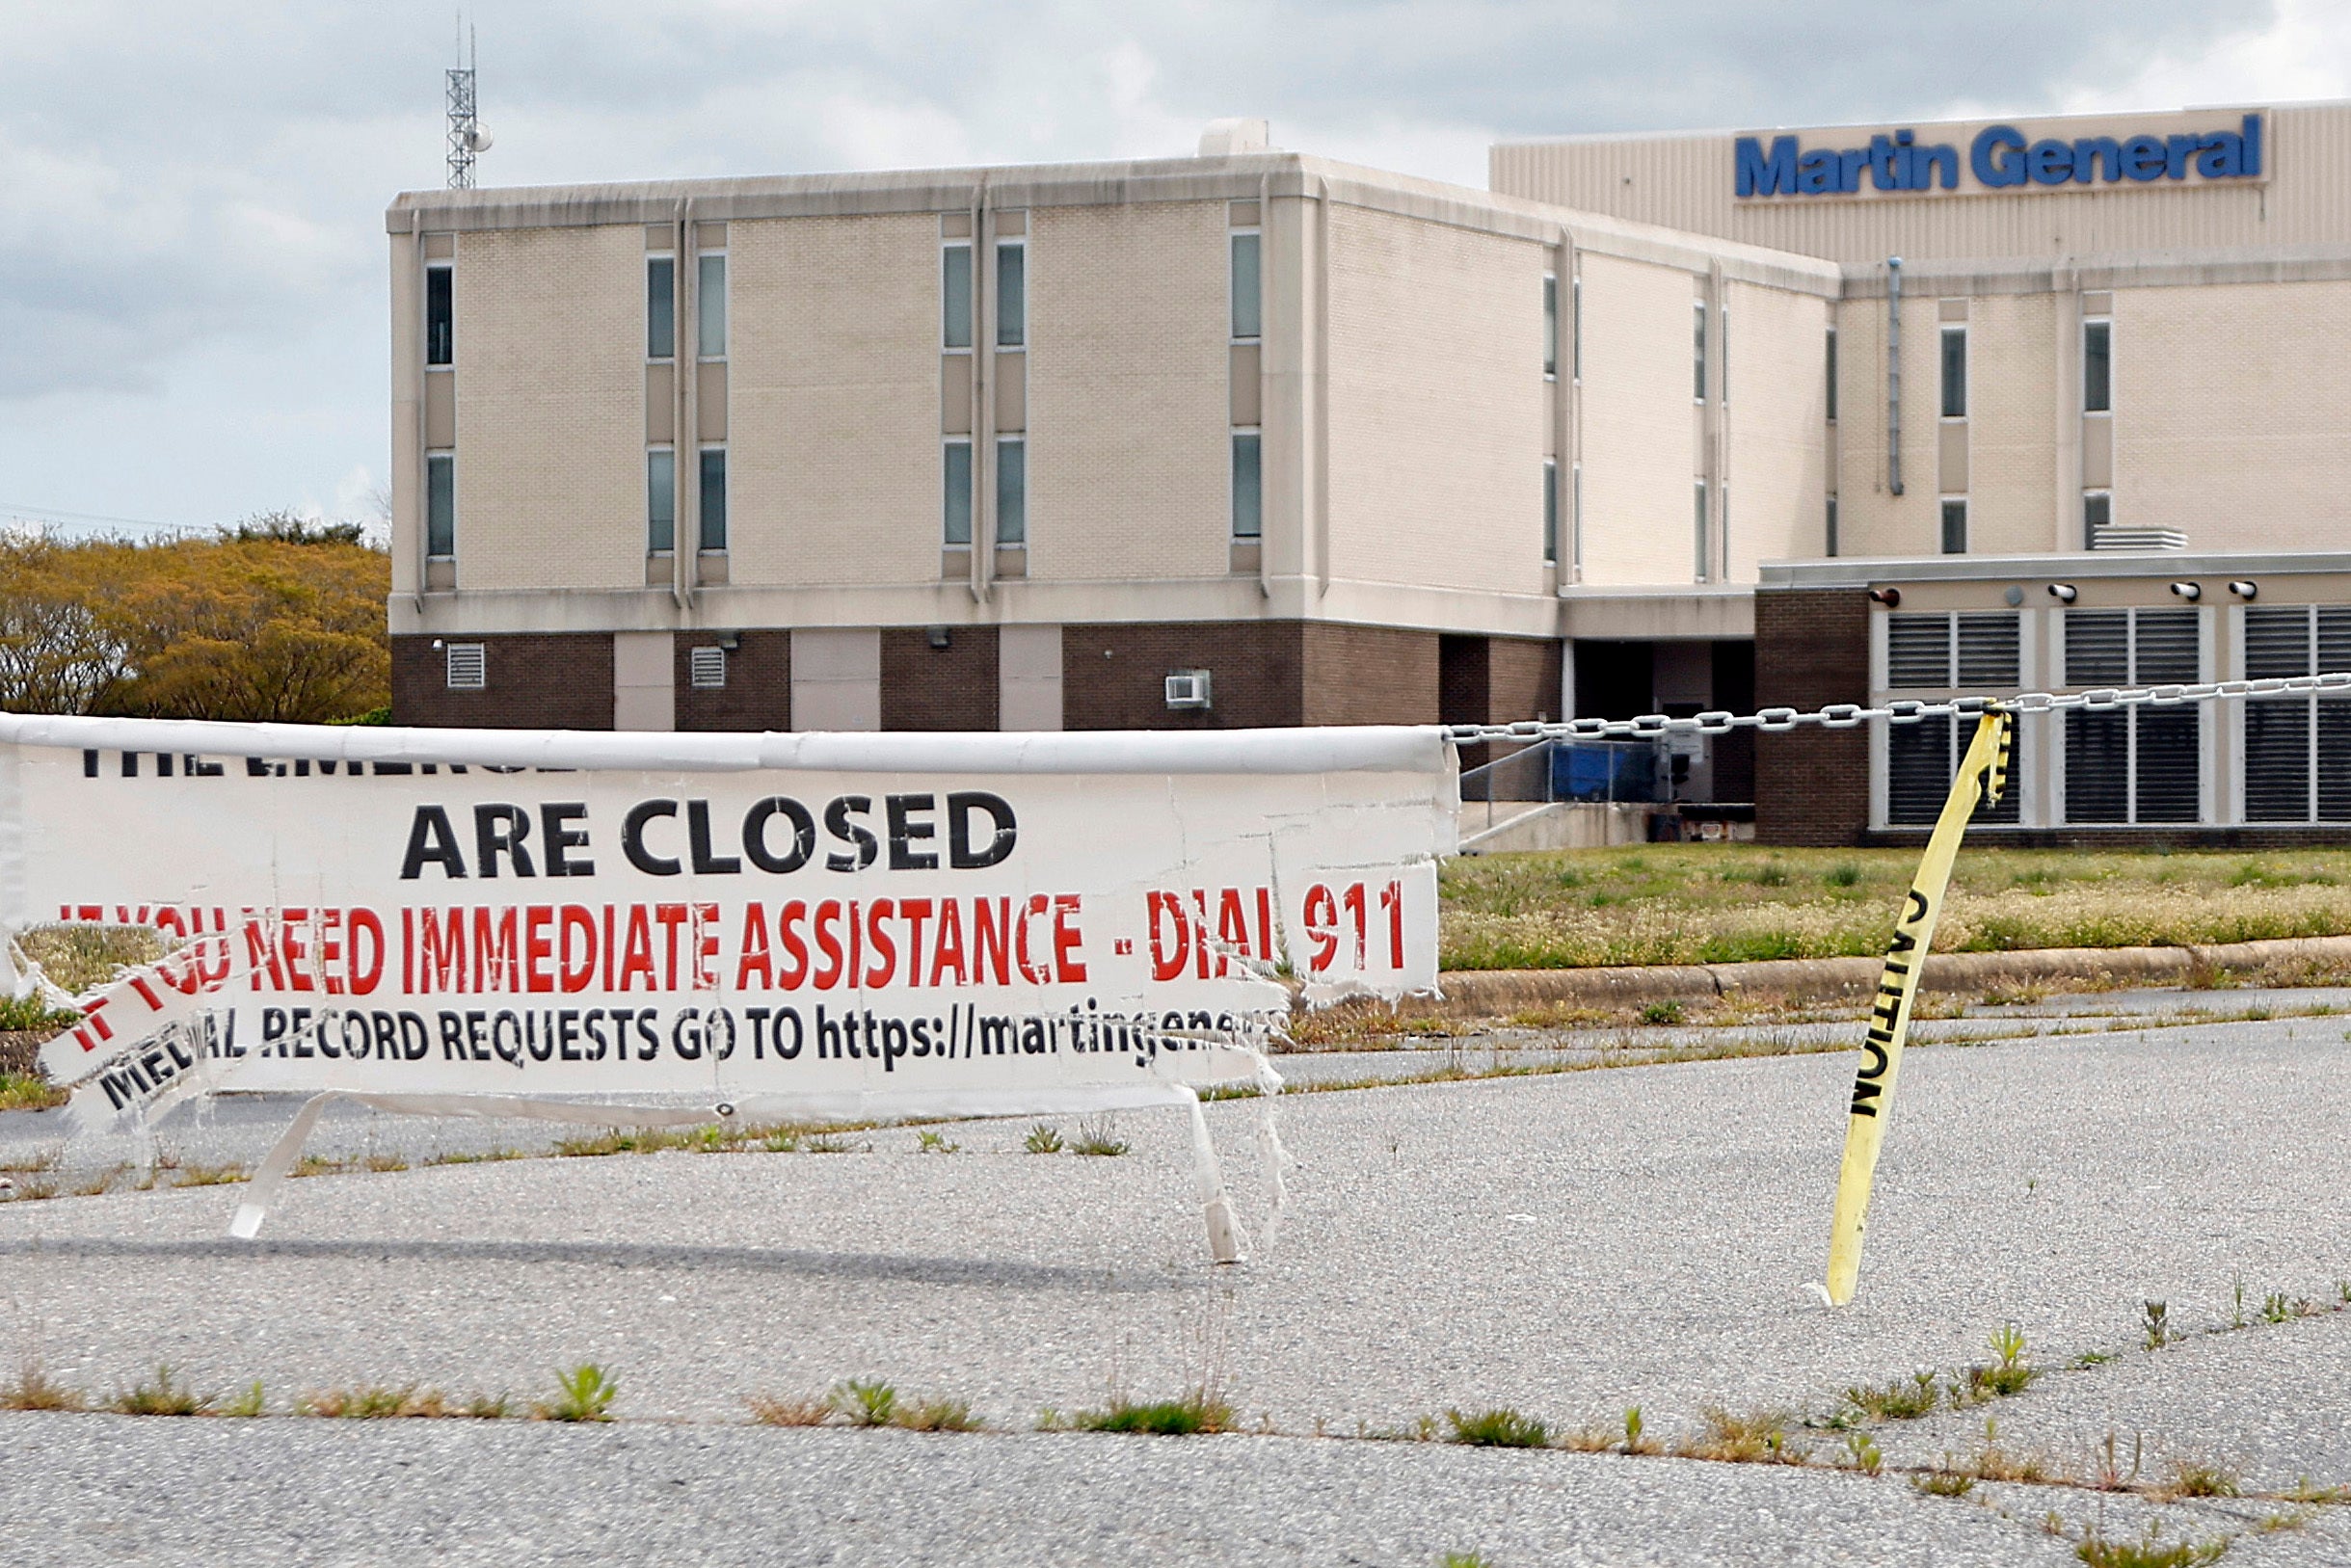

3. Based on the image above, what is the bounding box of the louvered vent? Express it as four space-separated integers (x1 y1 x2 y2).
1886 614 1951 688
444 643 487 691
2063 610 2128 686
2133 610 2199 684
689 646 727 689
1955 613 2019 686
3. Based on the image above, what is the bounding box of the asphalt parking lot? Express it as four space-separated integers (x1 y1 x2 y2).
4 1002 2348 1566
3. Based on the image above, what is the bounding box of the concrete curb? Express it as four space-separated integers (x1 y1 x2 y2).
1430 934 2351 1017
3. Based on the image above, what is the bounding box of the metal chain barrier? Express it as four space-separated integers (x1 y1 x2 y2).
1444 671 2351 745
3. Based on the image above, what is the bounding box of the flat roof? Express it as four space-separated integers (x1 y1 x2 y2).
1763 550 2351 588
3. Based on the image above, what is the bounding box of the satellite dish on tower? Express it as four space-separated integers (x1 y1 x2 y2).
464 125 494 154
445 21 487 188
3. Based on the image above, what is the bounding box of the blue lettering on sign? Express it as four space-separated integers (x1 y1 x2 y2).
1735 115 2261 199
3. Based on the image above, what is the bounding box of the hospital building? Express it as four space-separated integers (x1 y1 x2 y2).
385 102 2351 844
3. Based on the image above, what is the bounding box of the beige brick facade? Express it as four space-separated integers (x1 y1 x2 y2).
1574 252 1702 586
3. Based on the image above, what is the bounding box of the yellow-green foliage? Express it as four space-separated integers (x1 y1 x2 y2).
1441 846 2351 970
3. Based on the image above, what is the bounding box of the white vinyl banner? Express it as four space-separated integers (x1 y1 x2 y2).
4 714 1454 1253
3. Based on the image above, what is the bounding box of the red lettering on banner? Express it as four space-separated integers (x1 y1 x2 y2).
1015 893 1053 985
1148 890 1189 981
735 903 773 989
812 900 844 990
618 905 655 992
558 905 596 994
777 899 810 990
472 907 518 992
1217 890 1250 973
1256 887 1274 960
1191 889 1214 978
974 898 1012 987
347 908 385 996
928 898 966 987
846 898 862 990
653 903 688 990
244 914 287 990
279 909 313 993
418 909 467 991
523 905 554 994
692 903 720 991
865 898 897 987
899 898 932 988
318 908 344 996
1053 893 1087 983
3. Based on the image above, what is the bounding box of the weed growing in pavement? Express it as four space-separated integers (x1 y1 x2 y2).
1445 1408 1549 1448
2160 1456 2242 1500
1843 1432 1883 1475
1440 1555 1490 1568
2075 1350 2118 1369
1 1363 85 1411
2231 1278 2248 1330
802 1133 854 1155
2070 1522 2231 1567
1623 1406 1657 1454
2256 1510 2310 1533
2143 1301 2178 1350
1073 1392 1235 1435
2284 1477 2350 1504
222 1381 266 1419
0 1073 66 1112
746 1394 834 1427
1023 1124 1064 1154
112 1366 211 1417
1676 1407 1807 1465
1555 1421 1616 1453
536 1364 617 1422
426 1148 527 1166
895 1396 983 1432
465 1394 511 1419
304 1385 415 1419
1964 1419 2050 1483
1071 1117 1129 1156
1910 1468 1975 1499
2261 1291 2293 1325
832 1378 897 1427
0 1175 58 1202
1639 1000 1685 1026
171 1163 248 1187
1835 1370 1943 1424
2091 1430 2146 1491
1956 1325 2039 1402
915 1131 960 1155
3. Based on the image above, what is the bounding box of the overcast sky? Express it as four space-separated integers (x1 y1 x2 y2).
1 0 2344 538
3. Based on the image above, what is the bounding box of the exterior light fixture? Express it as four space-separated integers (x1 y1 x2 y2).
1867 587 1901 606
2170 581 2202 601
2048 583 2078 603
2229 580 2258 600
926 626 951 650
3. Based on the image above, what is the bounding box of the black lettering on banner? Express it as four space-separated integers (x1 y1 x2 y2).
673 1009 704 1060
687 801 742 875
583 1010 609 1062
474 805 536 878
947 792 1017 868
401 807 468 880
743 797 815 873
772 1007 804 1059
542 803 594 877
634 1010 661 1060
887 794 939 870
399 1013 430 1060
825 797 878 872
624 800 682 876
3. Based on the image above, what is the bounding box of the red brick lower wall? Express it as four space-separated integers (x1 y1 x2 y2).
882 626 998 731
392 633 615 730
1753 588 1869 845
1303 624 1440 726
678 631 789 731
1487 636 1564 725
1063 622 1305 730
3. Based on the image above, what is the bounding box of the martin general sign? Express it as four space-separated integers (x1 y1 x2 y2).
1735 111 2265 199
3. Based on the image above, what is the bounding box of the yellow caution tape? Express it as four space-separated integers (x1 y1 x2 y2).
1824 708 2011 1307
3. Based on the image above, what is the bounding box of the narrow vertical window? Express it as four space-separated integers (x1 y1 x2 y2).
698 447 727 551
1940 325 1966 418
646 257 675 359
2083 491 2111 548
942 245 973 350
1230 232 1261 341
996 437 1027 545
425 265 453 366
648 447 678 555
1542 274 1557 379
1694 480 1709 580
1827 493 1839 557
1940 497 1968 554
1825 328 1837 420
2084 319 2111 412
1231 432 1263 540
697 254 727 359
1693 302 1707 402
943 439 973 545
646 450 676 553
1720 306 1729 406
995 241 1025 348
1542 459 1558 564
426 454 455 558
1570 463 1583 573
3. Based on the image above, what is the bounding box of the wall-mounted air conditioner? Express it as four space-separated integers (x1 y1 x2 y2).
1164 670 1213 709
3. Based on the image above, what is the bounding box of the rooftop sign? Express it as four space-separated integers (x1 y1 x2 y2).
1735 113 2263 199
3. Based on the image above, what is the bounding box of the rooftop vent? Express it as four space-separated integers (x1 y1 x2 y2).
1198 119 1270 157
2089 526 2189 552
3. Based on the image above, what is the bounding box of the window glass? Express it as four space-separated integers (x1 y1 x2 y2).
1940 498 1967 554
425 266 453 366
1825 329 1837 420
1940 326 1966 417
1570 276 1581 381
942 246 972 349
1693 303 1706 401
996 243 1025 348
698 447 727 551
646 258 675 359
1231 233 1261 341
943 441 973 545
2083 492 2110 548
1570 464 1583 571
1542 460 1557 563
1542 275 1557 378
1826 493 1838 556
996 438 1027 545
1693 480 1708 578
646 450 676 553
1231 433 1262 540
2084 320 2111 412
697 254 726 358
426 454 455 557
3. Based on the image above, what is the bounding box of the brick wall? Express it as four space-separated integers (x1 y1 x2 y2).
1303 624 1441 726
1487 636 1563 723
392 632 615 730
1754 588 1868 843
1062 621 1304 730
678 630 790 731
881 625 998 730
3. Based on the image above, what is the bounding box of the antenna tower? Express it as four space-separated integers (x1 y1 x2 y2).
445 23 481 189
